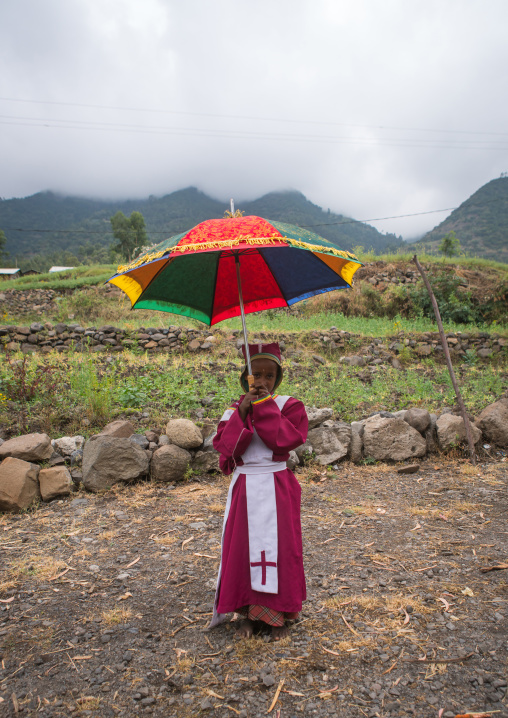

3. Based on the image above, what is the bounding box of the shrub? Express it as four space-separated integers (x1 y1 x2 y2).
407 274 482 324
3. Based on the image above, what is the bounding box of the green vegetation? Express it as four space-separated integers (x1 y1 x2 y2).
0 348 505 437
0 250 505 438
3 265 117 291
0 229 7 262
439 230 461 258
419 176 508 263
110 211 148 262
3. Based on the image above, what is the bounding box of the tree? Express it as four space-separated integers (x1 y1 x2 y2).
110 211 148 262
439 230 461 258
0 229 9 262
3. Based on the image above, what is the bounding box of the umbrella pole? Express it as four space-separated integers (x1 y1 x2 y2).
234 253 254 389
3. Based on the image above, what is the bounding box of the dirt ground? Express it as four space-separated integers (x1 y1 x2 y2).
0 457 507 718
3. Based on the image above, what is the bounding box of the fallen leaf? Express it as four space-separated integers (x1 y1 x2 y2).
123 556 140 569
322 646 341 657
438 597 451 611
268 679 285 713
207 689 225 699
480 563 508 573
341 614 360 636
49 567 71 581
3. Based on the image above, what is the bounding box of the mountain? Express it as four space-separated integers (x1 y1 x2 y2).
420 176 508 262
0 187 403 269
241 191 402 254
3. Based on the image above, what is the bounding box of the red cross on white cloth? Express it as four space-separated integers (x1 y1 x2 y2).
250 550 277 586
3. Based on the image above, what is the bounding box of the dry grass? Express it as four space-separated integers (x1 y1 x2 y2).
72 548 92 558
409 504 438 517
151 534 179 546
209 502 225 514
99 529 118 540
76 696 101 711
449 501 478 514
232 634 270 659
174 654 195 672
3 553 67 588
101 606 134 624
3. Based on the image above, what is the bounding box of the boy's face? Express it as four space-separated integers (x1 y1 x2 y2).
251 357 278 394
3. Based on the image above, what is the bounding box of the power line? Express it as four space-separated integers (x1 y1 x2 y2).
300 207 457 228
1 206 458 235
1 96 507 138
1 115 507 150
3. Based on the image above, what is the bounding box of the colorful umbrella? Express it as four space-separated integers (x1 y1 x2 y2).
108 213 362 375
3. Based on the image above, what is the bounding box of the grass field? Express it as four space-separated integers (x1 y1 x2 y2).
0 344 505 438
0 255 506 438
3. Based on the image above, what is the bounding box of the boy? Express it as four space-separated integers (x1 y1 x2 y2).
210 343 308 640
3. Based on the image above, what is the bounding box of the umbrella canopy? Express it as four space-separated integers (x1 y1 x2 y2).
108 215 362 326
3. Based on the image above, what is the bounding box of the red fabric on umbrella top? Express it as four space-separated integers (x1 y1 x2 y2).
174 216 287 255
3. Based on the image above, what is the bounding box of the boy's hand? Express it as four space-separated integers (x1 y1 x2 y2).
238 383 270 420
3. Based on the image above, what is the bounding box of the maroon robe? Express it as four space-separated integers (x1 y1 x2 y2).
213 394 308 616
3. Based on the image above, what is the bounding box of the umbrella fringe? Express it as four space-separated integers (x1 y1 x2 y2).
117 236 360 274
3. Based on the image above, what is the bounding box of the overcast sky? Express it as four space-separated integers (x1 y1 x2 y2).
1 0 507 239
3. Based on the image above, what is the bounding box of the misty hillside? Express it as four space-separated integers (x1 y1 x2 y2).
420 176 508 262
0 188 402 269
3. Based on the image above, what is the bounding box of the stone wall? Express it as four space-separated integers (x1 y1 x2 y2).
0 321 506 360
1 397 507 512
0 289 58 317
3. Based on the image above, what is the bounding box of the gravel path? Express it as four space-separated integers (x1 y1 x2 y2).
1 458 507 717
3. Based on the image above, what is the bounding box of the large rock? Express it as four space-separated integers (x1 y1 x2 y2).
294 442 313 462
165 419 203 449
350 421 364 464
39 466 74 501
52 436 85 457
475 398 508 447
191 450 220 474
151 444 191 482
0 457 40 512
307 422 351 465
425 414 439 453
82 436 149 492
363 416 426 461
0 433 53 462
436 414 482 450
99 420 136 438
305 407 333 430
404 408 431 434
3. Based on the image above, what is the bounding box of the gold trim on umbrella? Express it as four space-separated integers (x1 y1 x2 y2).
117 235 359 274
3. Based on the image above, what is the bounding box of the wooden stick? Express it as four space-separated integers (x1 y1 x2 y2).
412 255 476 465
268 679 285 713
